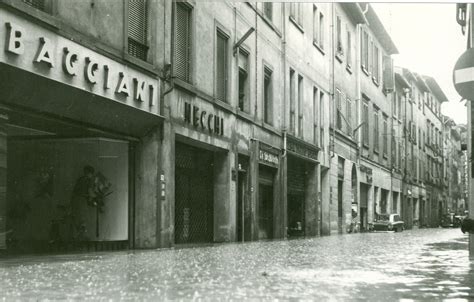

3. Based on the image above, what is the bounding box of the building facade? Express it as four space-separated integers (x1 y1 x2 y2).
0 1 464 254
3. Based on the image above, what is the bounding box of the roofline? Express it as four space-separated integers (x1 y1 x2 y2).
340 3 368 25
359 3 399 55
423 76 449 103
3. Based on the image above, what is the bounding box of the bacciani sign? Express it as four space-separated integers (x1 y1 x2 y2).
0 13 159 115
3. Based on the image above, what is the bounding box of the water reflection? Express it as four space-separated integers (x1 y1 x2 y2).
0 229 473 300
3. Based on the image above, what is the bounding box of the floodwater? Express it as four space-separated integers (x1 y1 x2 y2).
0 228 473 301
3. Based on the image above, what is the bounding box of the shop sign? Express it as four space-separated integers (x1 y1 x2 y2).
259 143 280 167
286 135 319 161
360 165 373 184
183 102 224 136
0 12 159 115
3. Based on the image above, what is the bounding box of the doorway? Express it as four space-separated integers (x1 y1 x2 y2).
258 166 274 240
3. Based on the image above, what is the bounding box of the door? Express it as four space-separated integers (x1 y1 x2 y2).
287 193 305 237
175 143 214 244
338 180 343 233
258 182 273 240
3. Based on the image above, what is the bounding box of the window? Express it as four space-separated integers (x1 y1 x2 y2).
290 3 302 26
319 12 325 49
362 99 369 146
289 69 296 134
336 16 343 55
346 97 352 136
128 0 148 61
216 29 228 102
263 2 273 21
298 75 304 137
313 87 319 145
369 40 373 73
313 6 319 43
174 2 192 82
397 94 402 118
373 44 379 83
383 115 388 156
320 91 325 148
392 93 397 117
346 28 352 68
238 48 249 112
22 0 48 11
263 66 273 125
374 109 379 152
361 31 369 70
336 89 342 131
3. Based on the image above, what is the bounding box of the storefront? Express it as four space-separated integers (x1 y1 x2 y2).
0 10 163 253
359 165 373 231
285 135 319 237
256 142 280 240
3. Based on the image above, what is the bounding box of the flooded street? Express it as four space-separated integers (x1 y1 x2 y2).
0 228 473 300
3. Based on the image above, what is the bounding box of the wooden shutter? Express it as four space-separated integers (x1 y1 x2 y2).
175 3 191 82
216 30 228 102
22 0 46 11
128 0 148 61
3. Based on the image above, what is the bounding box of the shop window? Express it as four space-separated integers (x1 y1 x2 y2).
263 66 273 125
174 2 192 83
128 0 149 61
238 48 250 112
216 28 229 102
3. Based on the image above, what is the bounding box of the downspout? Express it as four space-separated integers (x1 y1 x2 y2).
282 2 287 159
163 1 174 96
330 3 336 158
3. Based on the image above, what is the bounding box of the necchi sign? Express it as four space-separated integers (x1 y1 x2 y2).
0 10 159 115
183 102 224 136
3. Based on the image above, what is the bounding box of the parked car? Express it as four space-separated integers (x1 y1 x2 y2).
441 213 456 228
372 214 404 232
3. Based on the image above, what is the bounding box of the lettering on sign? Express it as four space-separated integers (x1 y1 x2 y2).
286 136 319 161
183 102 224 136
259 150 279 166
1 19 159 112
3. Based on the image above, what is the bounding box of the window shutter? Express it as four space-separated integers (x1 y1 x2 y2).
216 30 227 102
23 0 46 11
383 55 394 92
175 3 191 82
128 0 148 61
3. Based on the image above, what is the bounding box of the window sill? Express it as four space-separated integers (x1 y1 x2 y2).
361 66 370 77
313 41 325 55
346 65 353 74
383 153 388 159
262 122 281 136
363 143 369 149
236 110 255 123
289 16 304 33
374 149 379 155
372 77 380 87
335 53 344 64
1 0 59 28
123 53 157 75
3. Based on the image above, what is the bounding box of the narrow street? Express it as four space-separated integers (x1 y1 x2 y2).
0 228 472 301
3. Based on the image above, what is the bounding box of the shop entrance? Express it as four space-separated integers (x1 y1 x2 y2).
237 155 250 242
175 142 214 244
287 157 306 237
360 183 369 231
2 109 131 254
258 166 274 240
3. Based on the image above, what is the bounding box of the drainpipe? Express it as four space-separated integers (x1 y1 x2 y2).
282 2 287 158
330 3 336 158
